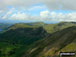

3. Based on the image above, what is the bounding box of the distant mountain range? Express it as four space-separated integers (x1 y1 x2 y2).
0 22 76 57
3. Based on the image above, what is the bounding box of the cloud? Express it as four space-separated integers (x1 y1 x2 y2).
40 10 76 22
40 10 50 18
0 0 41 10
9 12 29 20
1 9 76 22
0 10 3 13
41 0 76 10
28 5 46 11
2 8 15 19
0 0 76 10
0 0 76 23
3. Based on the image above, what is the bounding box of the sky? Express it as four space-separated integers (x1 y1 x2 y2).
0 0 76 23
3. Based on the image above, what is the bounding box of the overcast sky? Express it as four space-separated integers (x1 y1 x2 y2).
0 0 76 23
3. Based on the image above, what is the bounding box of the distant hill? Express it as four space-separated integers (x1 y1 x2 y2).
25 22 46 26
0 23 12 29
0 22 45 33
1 22 76 33
44 22 76 33
0 23 48 44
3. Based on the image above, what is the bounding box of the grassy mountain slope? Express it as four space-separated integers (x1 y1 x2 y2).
24 26 76 57
0 23 48 57
0 22 76 57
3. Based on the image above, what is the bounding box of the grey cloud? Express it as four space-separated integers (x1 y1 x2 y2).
41 0 76 10
0 0 76 10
